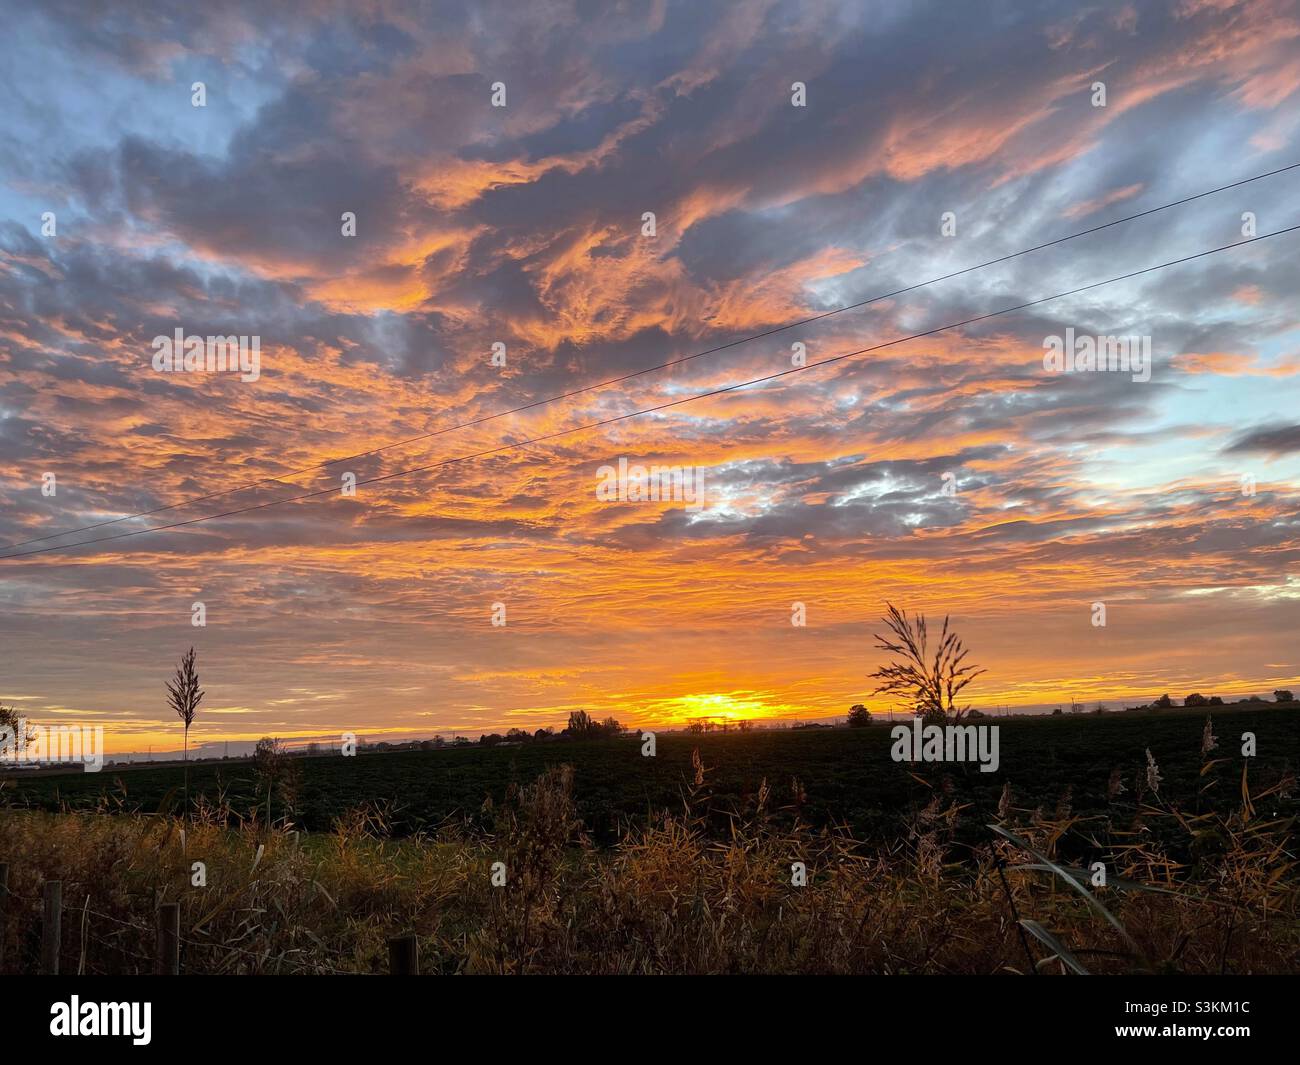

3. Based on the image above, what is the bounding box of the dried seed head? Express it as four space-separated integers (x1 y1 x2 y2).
1145 748 1163 794
1107 766 1127 800
1201 715 1219 758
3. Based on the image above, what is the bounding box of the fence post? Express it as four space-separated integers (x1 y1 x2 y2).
0 863 8 970
41 880 62 975
388 934 418 975
155 903 180 975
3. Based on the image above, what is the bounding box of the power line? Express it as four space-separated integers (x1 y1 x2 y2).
5 162 1297 552
4 223 1295 562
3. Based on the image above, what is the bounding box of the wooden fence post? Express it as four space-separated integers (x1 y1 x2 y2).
388 934 418 975
0 863 8 970
41 880 62 975
155 903 180 975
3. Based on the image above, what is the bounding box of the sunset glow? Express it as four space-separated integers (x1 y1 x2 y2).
1 0 1299 758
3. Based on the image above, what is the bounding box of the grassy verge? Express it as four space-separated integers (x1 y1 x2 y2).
2 742 1296 974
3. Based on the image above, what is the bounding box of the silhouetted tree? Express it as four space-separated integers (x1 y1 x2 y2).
0 702 35 755
1153 693 1173 709
1275 690 1295 703
847 704 871 728
868 603 985 721
1185 693 1209 707
165 647 204 814
566 710 597 737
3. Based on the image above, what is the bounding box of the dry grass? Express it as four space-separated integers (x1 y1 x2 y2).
1 751 1297 975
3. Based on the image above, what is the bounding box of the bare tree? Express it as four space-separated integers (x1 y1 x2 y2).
0 703 19 733
0 702 35 761
165 647 204 812
566 709 595 737
867 603 985 721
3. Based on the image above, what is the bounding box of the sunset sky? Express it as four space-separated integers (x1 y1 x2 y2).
2 0 1299 755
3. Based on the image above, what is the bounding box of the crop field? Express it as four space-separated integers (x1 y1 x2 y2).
6 705 1297 847
3 704 1298 976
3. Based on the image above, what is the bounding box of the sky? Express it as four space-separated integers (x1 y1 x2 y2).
1 0 1299 756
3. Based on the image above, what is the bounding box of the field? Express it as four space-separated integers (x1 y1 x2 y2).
3 705 1297 975
5 705 1297 847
